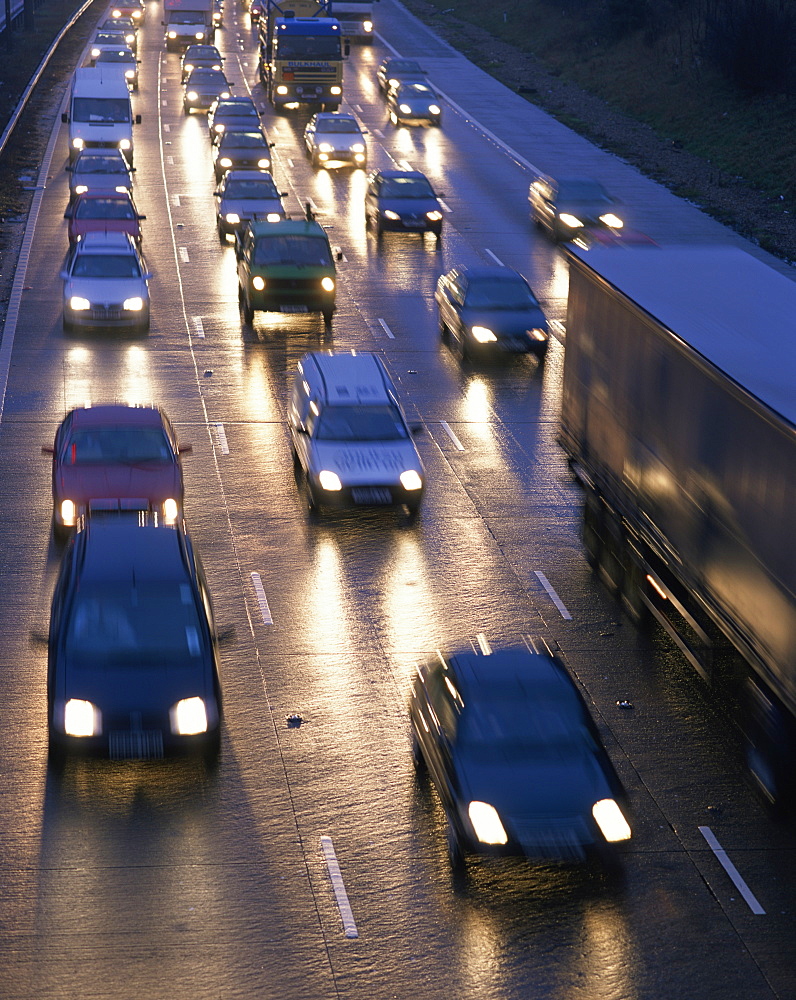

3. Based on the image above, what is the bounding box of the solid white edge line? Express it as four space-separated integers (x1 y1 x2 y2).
698 826 766 915
214 422 229 455
439 421 465 451
377 317 395 339
484 248 504 266
476 633 492 655
320 836 359 939
250 572 273 625
534 571 573 620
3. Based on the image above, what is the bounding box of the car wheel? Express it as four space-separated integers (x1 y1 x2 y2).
410 729 426 772
62 316 73 334
217 224 226 243
239 286 254 325
535 342 549 363
438 316 449 341
375 217 384 237
322 308 333 327
311 152 319 168
446 821 465 871
389 111 398 125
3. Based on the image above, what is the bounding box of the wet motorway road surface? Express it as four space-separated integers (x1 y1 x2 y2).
0 2 795 998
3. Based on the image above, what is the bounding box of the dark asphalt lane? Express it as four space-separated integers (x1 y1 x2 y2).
0 2 794 999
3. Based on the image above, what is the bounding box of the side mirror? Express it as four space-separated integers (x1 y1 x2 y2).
411 424 424 436
59 270 69 280
138 213 147 220
135 114 142 124
333 246 343 261
63 207 73 219
61 112 68 123
142 271 153 280
344 39 350 56
41 445 54 455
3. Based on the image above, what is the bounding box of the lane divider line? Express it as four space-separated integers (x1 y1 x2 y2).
213 422 229 455
476 633 492 655
377 317 395 339
440 421 465 451
484 248 504 266
250 572 273 625
179 247 189 262
534 571 573 620
191 316 205 338
320 836 359 939
698 826 766 915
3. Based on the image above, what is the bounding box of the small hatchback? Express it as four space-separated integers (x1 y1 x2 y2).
365 169 444 237
303 112 367 168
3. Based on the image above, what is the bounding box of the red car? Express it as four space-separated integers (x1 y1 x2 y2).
43 404 191 537
64 191 146 245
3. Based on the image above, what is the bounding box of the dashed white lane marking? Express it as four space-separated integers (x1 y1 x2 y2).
191 316 205 338
320 836 359 939
213 422 229 454
484 248 504 266
534 571 573 620
440 421 464 451
377 317 395 339
549 319 566 344
163 123 171 132
476 633 492 655
172 194 181 207
250 572 273 625
179 246 189 262
166 155 174 165
699 826 766 915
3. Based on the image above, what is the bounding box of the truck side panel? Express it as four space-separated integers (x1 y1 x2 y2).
561 251 796 715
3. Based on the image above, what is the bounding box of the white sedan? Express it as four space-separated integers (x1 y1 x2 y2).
303 112 367 168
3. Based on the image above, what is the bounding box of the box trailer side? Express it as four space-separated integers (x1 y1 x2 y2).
561 246 796 803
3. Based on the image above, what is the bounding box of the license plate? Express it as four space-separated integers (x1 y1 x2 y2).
403 220 425 228
280 305 308 313
352 487 392 504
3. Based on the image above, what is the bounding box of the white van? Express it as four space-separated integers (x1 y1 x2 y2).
62 66 141 164
289 351 425 516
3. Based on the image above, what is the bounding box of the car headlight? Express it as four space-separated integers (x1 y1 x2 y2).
528 327 548 341
468 801 508 845
471 326 497 343
351 143 365 153
220 90 230 99
400 470 423 491
195 30 205 39
111 7 121 15
384 209 400 220
330 86 341 95
115 185 128 194
257 158 270 169
214 123 225 133
318 142 333 152
125 33 134 44
119 138 131 150
599 212 624 229
69 296 91 311
318 470 342 491
212 63 221 70
91 47 101 58
252 276 265 291
60 499 77 526
224 212 240 224
399 103 412 113
162 498 179 524
168 30 177 38
171 696 208 736
320 276 335 292
558 213 583 229
266 212 281 222
428 104 441 115
219 157 232 167
276 85 288 95
426 210 442 221
64 699 102 737
74 184 88 195
72 137 85 150
132 9 142 18
123 296 144 311
183 63 194 73
125 69 135 79
186 90 198 101
592 799 632 842
363 20 372 30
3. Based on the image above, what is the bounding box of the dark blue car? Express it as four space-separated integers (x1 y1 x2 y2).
365 169 444 237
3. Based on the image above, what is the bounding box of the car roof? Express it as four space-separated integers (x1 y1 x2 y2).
75 231 138 251
223 169 275 181
373 169 428 180
303 351 391 405
453 265 527 282
314 112 357 123
78 522 190 583
219 129 266 141
68 404 166 428
449 649 576 700
248 219 327 239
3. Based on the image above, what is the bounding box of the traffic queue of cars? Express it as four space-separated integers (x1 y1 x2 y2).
40 7 633 873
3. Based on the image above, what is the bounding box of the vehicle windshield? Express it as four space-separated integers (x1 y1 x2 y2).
221 132 267 148
276 36 341 59
556 180 612 203
63 426 171 464
458 694 595 761
186 46 220 59
380 176 434 199
75 156 128 174
465 278 539 309
71 253 142 278
224 179 278 198
400 82 434 95
315 404 408 442
65 582 204 666
217 108 258 122
317 118 359 133
252 235 332 266
72 98 131 123
171 11 205 22
75 197 135 219
188 69 226 83
385 60 423 74
95 33 126 44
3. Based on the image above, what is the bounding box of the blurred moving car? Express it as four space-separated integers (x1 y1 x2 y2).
211 129 272 180
109 0 145 23
529 175 624 243
214 169 286 240
435 264 549 362
365 169 444 237
43 403 190 537
99 17 138 52
236 216 339 325
303 111 367 168
183 67 233 114
47 518 222 762
90 30 136 61
207 96 262 138
409 642 632 868
60 231 151 334
376 56 426 94
180 43 223 82
64 191 146 245
67 148 134 203
94 46 140 90
386 80 442 126
288 350 425 517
